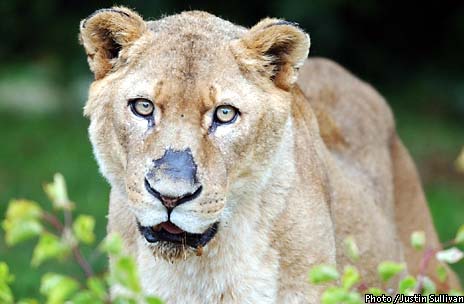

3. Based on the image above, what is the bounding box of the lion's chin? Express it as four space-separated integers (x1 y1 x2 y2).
149 242 199 262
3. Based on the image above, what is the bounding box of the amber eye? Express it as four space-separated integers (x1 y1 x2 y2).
214 105 238 124
130 98 154 117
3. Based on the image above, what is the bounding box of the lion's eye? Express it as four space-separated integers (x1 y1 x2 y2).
130 98 154 117
214 105 238 124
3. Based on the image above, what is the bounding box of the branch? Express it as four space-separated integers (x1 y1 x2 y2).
72 245 94 277
41 211 64 232
415 247 436 293
41 211 95 278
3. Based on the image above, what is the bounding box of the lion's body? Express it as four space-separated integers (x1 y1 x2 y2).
80 8 459 303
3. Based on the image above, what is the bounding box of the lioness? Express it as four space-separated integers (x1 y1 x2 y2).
79 7 460 303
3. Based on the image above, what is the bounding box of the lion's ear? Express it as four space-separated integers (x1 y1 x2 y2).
79 7 147 79
232 18 310 90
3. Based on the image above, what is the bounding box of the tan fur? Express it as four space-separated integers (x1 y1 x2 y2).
80 7 460 303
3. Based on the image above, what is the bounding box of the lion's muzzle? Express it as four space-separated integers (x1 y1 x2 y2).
138 148 220 247
145 148 201 207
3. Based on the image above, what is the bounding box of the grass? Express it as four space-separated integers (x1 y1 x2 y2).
0 107 463 299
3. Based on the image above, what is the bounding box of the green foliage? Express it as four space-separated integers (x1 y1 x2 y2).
398 275 416 294
40 273 79 304
410 230 426 251
0 262 14 304
341 266 360 290
455 224 464 245
377 261 405 282
366 287 384 296
73 215 96 245
145 296 164 304
2 174 464 303
2 199 43 246
436 247 464 264
310 233 463 303
43 173 74 211
113 256 142 294
344 236 360 262
436 265 448 283
321 287 362 304
1 174 163 304
86 277 107 300
308 265 339 284
99 233 123 255
32 233 70 267
421 276 436 295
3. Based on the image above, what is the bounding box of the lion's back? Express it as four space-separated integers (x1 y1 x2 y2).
297 57 397 219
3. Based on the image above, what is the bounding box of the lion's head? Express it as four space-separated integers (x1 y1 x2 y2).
80 7 309 260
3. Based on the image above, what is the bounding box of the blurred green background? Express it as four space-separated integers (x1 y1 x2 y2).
0 0 463 298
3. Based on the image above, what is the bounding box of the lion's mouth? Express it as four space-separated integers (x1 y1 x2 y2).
137 221 219 248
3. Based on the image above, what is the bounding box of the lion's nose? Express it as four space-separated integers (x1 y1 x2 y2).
145 148 202 210
144 178 202 210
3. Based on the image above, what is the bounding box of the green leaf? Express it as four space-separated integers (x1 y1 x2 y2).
410 231 425 251
31 233 70 267
71 290 104 304
99 233 123 256
40 273 79 304
455 148 464 173
421 276 436 295
3 199 42 220
454 224 464 245
436 265 448 283
449 289 464 296
344 236 360 262
367 288 384 296
0 262 14 303
17 299 40 304
321 287 348 304
436 247 464 264
0 284 14 304
43 173 74 210
377 261 405 282
398 275 416 294
345 292 362 304
113 256 141 293
145 296 164 304
0 262 14 284
308 264 339 284
342 265 360 290
113 296 138 304
87 277 107 300
2 199 43 246
321 287 362 304
73 215 96 245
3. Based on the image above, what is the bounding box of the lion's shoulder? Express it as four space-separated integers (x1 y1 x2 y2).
296 57 395 152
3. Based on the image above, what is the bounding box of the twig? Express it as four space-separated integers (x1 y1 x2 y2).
72 245 94 277
64 208 73 232
41 210 95 278
415 247 436 293
41 212 64 232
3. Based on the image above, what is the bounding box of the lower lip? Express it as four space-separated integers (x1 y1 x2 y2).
137 222 219 248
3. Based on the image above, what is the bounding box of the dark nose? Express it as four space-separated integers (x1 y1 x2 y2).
153 148 198 184
145 148 202 210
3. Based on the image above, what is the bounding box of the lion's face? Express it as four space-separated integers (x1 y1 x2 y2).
80 8 309 260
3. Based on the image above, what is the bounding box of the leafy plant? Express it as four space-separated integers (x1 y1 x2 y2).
1 173 163 304
309 230 464 304
1 173 463 303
